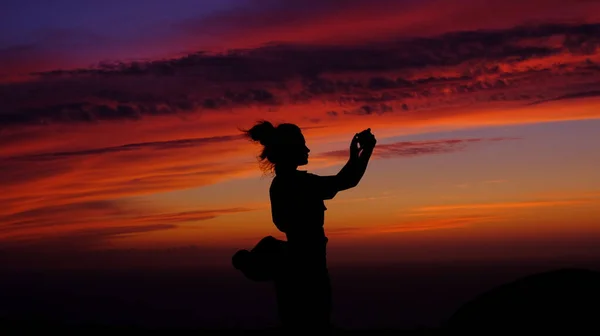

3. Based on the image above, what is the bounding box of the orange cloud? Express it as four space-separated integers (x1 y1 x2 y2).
483 180 508 184
413 199 595 213
328 215 496 237
317 137 519 161
0 135 257 216
0 196 255 247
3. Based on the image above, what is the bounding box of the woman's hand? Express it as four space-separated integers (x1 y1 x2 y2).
357 128 377 151
336 129 377 191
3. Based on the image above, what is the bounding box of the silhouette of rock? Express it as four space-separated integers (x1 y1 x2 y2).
446 268 600 332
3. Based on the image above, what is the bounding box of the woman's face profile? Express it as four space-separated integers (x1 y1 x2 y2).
284 130 310 167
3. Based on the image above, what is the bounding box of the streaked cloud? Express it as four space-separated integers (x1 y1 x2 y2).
318 137 519 161
0 197 254 248
482 180 508 184
412 199 594 213
329 215 496 236
2 23 600 130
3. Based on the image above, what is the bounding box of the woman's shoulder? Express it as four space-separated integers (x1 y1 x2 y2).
287 170 322 185
273 170 312 180
270 170 315 192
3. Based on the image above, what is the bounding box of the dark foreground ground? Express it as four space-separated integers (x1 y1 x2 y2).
1 260 599 334
0 321 441 335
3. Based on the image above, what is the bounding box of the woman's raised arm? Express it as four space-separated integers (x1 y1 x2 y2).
311 129 376 199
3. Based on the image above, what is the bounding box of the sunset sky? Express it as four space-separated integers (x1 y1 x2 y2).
2 0 600 270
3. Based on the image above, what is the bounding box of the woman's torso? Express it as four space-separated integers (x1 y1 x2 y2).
269 170 328 247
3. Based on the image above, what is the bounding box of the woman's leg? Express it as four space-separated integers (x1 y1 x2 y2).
274 277 293 328
312 268 333 330
278 242 333 331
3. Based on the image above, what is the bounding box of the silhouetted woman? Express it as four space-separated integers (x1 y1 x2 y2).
243 121 376 331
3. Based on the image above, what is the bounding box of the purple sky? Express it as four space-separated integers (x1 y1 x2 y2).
1 0 250 71
1 0 244 45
